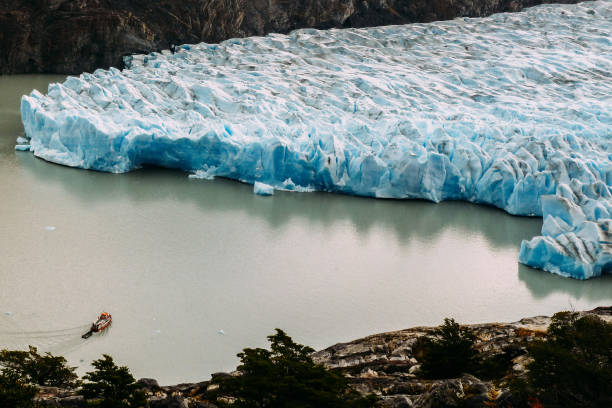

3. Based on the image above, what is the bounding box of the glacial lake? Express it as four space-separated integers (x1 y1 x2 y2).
1 75 611 384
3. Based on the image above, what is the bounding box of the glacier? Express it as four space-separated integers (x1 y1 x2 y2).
20 1 612 279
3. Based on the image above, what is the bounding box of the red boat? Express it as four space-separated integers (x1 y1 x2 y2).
82 312 112 339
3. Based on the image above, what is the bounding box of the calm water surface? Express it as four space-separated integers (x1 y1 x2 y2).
1 75 611 383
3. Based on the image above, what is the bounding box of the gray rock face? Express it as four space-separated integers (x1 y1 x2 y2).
313 307 611 407
0 0 584 74
379 395 414 407
149 395 189 408
412 375 492 408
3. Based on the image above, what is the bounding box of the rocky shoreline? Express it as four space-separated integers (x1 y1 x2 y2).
1 0 585 74
34 306 611 407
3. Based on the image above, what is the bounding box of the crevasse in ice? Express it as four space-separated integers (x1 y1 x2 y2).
20 1 612 279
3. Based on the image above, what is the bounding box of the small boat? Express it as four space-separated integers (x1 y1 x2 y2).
82 312 112 339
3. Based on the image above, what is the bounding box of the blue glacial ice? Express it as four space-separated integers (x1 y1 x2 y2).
20 1 612 279
15 144 31 151
253 182 275 196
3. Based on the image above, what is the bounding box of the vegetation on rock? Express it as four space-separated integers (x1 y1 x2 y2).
511 312 612 408
0 345 77 407
212 329 377 407
80 354 147 408
415 317 529 382
0 369 38 408
416 318 481 379
0 345 78 388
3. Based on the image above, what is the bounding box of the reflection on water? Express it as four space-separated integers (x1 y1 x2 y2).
518 264 612 302
1 75 610 384
17 154 538 251
17 154 612 306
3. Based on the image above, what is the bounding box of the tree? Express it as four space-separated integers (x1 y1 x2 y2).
416 318 480 379
0 369 38 408
521 312 612 408
213 329 376 407
0 346 78 387
80 355 147 408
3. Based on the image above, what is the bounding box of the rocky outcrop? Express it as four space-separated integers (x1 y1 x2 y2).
312 306 611 407
35 379 215 408
33 307 611 408
1 0 585 74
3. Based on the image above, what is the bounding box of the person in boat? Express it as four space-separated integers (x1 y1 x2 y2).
83 313 111 338
92 313 111 332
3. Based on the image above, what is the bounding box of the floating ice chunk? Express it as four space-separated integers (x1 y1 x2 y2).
16 136 28 144
217 329 225 335
254 182 274 196
189 166 217 180
281 179 314 193
45 226 56 231
19 0 612 278
15 144 30 151
4 312 12 316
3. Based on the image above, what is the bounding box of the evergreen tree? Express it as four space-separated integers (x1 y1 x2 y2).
0 346 78 387
80 355 147 408
522 312 612 408
213 329 375 407
0 369 38 408
417 318 480 379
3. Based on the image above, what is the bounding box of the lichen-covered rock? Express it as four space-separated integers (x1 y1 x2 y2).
149 395 189 408
412 375 493 408
313 307 612 406
379 395 414 407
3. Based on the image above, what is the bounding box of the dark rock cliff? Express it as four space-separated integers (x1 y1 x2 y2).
1 0 584 74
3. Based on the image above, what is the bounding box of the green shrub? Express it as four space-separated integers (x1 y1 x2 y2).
0 346 78 387
0 370 38 408
476 344 523 380
80 354 147 408
518 312 612 408
416 318 480 379
212 329 376 407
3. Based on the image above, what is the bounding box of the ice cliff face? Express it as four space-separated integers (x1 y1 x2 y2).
20 1 612 279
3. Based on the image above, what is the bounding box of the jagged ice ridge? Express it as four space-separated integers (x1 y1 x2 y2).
20 1 612 279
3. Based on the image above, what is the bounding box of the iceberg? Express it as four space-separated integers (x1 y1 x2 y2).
20 1 612 279
254 182 275 196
